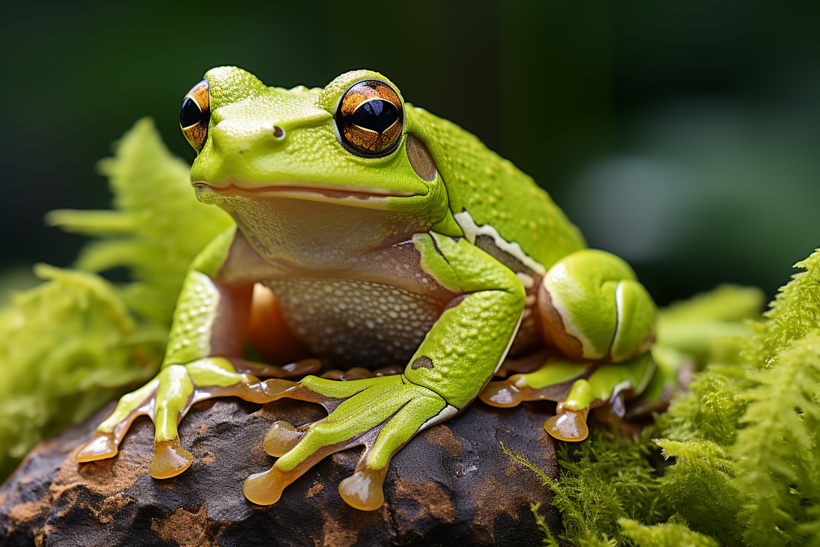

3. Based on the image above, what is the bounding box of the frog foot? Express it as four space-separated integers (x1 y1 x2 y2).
480 353 654 441
243 374 449 510
76 357 320 478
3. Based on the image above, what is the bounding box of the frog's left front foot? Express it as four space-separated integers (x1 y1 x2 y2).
243 374 449 510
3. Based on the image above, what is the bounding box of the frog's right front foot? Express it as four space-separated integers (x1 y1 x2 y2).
76 357 319 478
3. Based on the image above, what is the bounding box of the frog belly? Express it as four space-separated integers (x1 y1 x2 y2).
264 279 443 369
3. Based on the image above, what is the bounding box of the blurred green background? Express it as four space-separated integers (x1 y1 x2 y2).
1 0 819 306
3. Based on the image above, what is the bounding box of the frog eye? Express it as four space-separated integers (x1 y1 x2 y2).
335 80 404 157
180 80 210 151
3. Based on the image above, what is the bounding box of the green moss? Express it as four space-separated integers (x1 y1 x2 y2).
619 519 720 547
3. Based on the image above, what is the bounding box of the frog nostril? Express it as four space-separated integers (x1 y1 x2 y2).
273 126 285 139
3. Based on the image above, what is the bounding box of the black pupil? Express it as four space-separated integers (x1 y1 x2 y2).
350 99 399 133
180 97 203 128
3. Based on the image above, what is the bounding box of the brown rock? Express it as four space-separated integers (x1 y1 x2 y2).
0 397 561 546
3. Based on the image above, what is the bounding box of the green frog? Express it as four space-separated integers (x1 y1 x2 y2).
76 67 657 511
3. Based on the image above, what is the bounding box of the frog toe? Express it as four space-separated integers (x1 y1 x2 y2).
78 357 287 474
263 420 303 457
544 405 590 441
77 378 160 463
150 438 193 478
76 432 120 462
233 358 322 379
480 354 655 442
245 375 448 510
480 358 595 409
338 467 388 511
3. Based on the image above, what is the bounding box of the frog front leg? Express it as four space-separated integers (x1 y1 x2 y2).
242 233 525 510
77 227 318 477
481 249 656 441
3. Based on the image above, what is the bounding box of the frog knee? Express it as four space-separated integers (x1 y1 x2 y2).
537 250 656 361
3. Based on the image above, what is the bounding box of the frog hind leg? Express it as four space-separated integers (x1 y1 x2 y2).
243 374 448 510
484 248 657 441
76 356 320 478
538 249 656 363
480 354 655 441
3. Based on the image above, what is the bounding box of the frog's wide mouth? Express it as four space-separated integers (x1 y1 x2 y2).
193 181 422 206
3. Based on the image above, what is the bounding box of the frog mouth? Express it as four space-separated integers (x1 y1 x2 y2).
194 182 421 205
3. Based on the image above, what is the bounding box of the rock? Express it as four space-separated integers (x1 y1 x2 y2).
0 397 561 546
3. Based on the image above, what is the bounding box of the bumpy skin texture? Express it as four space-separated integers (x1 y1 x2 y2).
77 67 657 510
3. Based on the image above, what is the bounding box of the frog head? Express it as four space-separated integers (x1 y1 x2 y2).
178 67 457 262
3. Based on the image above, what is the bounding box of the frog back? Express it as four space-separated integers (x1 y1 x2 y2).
406 105 586 273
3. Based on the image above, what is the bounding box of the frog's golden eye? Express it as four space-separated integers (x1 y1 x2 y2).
335 80 404 157
179 80 210 151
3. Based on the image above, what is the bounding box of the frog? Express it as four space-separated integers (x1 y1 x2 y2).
76 67 657 511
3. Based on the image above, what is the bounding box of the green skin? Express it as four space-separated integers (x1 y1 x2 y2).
76 67 657 511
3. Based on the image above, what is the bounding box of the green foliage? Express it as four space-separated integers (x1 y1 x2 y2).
656 284 763 365
0 266 164 478
530 430 670 546
0 119 232 481
529 503 560 547
619 519 720 547
743 251 820 369
48 118 233 325
656 439 742 546
733 333 820 546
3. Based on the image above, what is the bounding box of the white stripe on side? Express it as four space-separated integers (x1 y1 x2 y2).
454 210 547 276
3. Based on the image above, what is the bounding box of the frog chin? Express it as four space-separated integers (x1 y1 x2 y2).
193 181 422 210
193 181 435 263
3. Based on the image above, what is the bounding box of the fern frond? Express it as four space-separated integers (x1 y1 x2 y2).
656 438 743 545
742 249 820 368
733 332 820 546
47 118 233 325
0 119 222 481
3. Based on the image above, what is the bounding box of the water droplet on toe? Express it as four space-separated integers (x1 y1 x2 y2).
339 468 386 511
264 421 302 457
77 434 118 462
150 438 193 479
544 407 589 442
